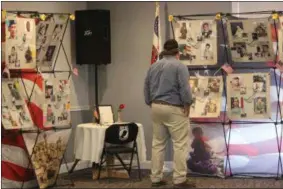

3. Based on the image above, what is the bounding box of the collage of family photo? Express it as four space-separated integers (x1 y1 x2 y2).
1 79 34 129
44 76 71 127
175 20 217 65
5 16 36 69
36 15 67 71
227 19 274 63
23 129 71 189
227 73 270 119
188 76 223 118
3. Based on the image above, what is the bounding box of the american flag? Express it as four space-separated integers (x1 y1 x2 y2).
151 2 161 64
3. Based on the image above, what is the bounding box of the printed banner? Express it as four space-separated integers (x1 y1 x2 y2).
225 124 282 177
189 76 223 118
36 15 68 71
227 19 274 63
227 73 271 120
2 133 38 188
42 74 71 128
23 129 71 189
174 20 217 66
5 16 36 69
1 78 35 130
187 124 225 177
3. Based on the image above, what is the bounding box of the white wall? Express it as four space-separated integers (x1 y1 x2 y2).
232 1 283 18
2 2 89 110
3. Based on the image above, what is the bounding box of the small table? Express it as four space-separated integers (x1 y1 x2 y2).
70 122 147 179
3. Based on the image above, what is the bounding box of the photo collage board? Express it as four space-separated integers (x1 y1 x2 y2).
4 13 36 69
174 20 218 66
23 129 71 189
226 73 271 120
227 19 274 63
1 78 34 130
36 15 68 71
43 74 71 128
189 76 223 118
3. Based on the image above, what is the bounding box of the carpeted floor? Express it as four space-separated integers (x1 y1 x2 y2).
57 169 283 188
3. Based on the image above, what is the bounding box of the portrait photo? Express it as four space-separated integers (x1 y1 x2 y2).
253 75 266 93
230 22 247 40
45 45 56 62
208 78 221 93
201 42 213 61
52 24 63 42
7 19 17 40
201 22 212 39
254 97 267 114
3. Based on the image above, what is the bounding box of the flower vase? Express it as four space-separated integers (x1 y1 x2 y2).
117 111 122 123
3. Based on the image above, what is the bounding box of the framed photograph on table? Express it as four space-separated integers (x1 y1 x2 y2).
98 105 114 125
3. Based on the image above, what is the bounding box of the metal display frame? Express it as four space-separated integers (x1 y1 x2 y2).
170 10 283 179
1 10 74 189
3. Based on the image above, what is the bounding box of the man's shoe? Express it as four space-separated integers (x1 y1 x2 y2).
173 180 196 188
152 180 167 187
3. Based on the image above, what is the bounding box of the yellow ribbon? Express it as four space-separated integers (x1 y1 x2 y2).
215 13 222 20
272 13 279 20
2 10 6 21
69 14 75 20
14 81 20 89
39 14 46 21
168 15 174 22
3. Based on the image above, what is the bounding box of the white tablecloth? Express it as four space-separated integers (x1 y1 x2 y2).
74 122 147 163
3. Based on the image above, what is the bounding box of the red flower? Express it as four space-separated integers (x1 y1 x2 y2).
119 104 125 110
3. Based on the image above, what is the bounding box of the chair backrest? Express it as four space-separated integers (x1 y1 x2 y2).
105 122 138 145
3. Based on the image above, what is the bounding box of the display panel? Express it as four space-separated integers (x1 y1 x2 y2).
36 15 68 71
5 16 36 69
42 74 71 128
227 19 274 63
226 73 271 120
23 129 71 189
174 20 217 66
189 76 223 118
1 78 34 129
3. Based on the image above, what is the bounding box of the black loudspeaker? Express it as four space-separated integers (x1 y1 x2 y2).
75 10 111 65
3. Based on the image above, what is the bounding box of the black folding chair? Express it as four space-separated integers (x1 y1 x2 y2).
97 122 141 180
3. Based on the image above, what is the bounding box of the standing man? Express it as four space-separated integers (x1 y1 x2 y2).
144 39 194 188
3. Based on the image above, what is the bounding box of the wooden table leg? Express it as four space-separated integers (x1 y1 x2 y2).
69 159 80 174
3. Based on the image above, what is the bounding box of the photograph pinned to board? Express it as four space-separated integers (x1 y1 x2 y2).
5 16 36 69
187 124 225 178
174 20 217 66
188 76 223 118
227 19 274 63
226 73 271 120
98 105 114 125
43 74 71 128
36 21 55 68
23 129 71 189
37 14 68 71
1 79 34 130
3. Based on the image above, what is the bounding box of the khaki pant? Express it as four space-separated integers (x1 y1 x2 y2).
150 103 189 185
